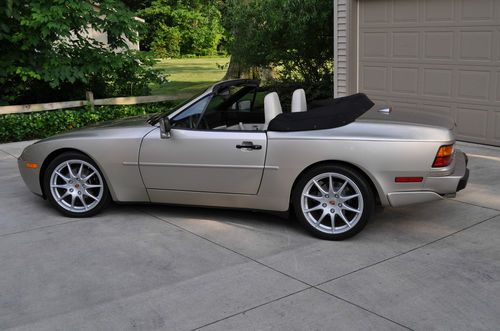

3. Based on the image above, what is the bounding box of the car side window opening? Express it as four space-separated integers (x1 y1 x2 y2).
172 85 266 131
171 96 211 129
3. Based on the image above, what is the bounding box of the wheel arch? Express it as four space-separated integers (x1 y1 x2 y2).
39 148 114 200
289 160 384 207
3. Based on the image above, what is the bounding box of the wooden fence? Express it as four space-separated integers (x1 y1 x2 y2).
0 92 191 115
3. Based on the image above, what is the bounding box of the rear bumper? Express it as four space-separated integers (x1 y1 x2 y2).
457 154 469 192
388 150 469 207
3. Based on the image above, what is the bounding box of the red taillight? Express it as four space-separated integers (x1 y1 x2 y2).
433 145 454 167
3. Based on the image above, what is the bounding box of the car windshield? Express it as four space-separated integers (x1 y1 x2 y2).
147 88 208 125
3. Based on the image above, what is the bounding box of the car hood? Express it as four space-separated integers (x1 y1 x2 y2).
38 115 155 143
84 115 152 129
358 108 456 130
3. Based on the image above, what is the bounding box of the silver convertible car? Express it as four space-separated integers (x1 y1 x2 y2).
18 80 469 240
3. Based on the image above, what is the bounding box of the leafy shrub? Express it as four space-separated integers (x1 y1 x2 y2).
0 103 177 143
0 0 165 105
224 0 333 84
139 0 224 58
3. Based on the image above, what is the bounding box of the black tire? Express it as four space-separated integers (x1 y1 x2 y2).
43 152 111 217
292 164 375 240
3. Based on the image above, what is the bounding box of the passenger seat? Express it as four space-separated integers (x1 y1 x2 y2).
291 89 307 112
264 92 282 129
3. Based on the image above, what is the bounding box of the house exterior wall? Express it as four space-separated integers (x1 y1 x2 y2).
86 28 140 52
333 0 349 97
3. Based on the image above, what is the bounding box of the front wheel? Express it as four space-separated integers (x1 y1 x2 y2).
292 165 374 240
43 152 111 217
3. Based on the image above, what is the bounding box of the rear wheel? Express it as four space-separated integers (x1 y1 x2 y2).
292 165 374 240
43 152 110 217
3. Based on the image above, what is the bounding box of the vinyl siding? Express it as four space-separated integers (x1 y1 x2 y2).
334 0 350 97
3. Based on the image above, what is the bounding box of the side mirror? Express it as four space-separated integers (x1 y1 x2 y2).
159 117 172 139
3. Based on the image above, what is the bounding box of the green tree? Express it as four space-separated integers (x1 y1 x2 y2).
223 0 333 85
0 0 161 104
139 0 225 57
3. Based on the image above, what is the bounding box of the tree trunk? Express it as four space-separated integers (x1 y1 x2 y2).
223 56 248 80
223 56 275 82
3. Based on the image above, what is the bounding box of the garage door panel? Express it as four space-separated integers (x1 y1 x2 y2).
496 29 500 62
496 73 500 101
461 0 495 22
358 0 500 146
424 0 455 23
423 69 453 97
457 71 491 101
393 0 419 23
456 107 489 138
361 0 389 24
392 67 419 94
495 114 500 141
422 104 454 119
424 31 454 59
459 31 494 61
361 32 389 57
361 65 388 92
393 32 419 58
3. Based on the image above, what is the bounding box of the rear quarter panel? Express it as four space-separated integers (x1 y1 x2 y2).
258 122 455 209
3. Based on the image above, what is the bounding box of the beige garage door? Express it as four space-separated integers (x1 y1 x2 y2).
358 0 500 146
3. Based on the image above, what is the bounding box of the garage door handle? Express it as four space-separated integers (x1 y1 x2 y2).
236 142 262 150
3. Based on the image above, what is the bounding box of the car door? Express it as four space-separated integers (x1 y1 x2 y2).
139 128 267 194
139 88 267 195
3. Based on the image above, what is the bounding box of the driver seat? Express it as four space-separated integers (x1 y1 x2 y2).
291 89 307 112
264 92 282 128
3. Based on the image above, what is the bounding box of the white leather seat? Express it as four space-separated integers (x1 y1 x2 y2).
291 89 307 112
264 92 282 128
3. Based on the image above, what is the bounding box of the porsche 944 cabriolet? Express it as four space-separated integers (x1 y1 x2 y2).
18 79 469 240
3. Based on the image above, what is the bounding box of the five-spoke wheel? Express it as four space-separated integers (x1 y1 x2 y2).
44 152 110 217
293 165 374 240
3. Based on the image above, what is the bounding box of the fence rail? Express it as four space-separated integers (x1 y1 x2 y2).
0 93 191 115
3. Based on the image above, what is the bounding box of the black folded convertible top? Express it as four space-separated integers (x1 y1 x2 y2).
267 93 374 132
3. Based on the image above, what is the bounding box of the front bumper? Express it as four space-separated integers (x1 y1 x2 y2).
388 150 469 207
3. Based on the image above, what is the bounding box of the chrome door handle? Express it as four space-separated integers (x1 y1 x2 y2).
236 141 262 150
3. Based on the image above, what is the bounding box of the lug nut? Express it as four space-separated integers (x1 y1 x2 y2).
338 203 343 207
69 189 74 192
322 203 327 207
330 209 335 213
325 195 329 198
78 191 81 195
335 194 339 198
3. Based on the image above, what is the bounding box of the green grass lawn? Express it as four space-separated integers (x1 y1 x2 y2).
151 56 230 97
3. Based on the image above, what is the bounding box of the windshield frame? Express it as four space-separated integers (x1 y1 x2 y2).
148 88 209 125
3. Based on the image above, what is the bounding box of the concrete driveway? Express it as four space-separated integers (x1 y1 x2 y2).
0 141 499 331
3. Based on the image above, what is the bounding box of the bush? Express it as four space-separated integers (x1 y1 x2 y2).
139 0 224 58
0 103 177 143
0 0 163 105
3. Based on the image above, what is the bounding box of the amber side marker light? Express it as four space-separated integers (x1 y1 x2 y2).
395 177 423 183
433 144 454 168
25 162 39 169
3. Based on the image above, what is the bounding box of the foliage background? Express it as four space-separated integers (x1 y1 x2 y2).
0 0 163 105
0 0 335 142
0 103 175 143
138 0 225 58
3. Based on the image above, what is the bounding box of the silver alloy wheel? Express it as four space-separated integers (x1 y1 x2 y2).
49 160 104 213
301 172 364 235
